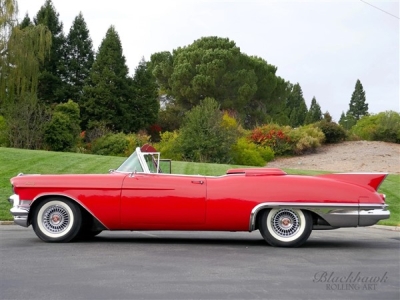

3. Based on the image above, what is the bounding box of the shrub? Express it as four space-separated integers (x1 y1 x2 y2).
231 137 274 166
178 98 237 163
155 131 182 160
288 125 325 154
249 124 292 155
44 112 78 151
85 121 111 143
373 111 400 143
315 120 346 143
351 111 400 143
125 131 151 156
44 100 81 151
91 133 129 156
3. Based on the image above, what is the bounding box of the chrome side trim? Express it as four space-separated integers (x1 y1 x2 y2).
249 202 390 231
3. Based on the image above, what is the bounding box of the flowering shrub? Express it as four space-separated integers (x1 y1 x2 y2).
249 124 292 155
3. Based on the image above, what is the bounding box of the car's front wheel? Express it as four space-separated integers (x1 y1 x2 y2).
258 208 312 247
32 198 82 242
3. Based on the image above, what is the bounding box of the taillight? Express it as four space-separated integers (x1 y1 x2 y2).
380 194 386 202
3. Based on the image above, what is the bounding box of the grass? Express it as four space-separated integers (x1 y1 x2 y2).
1 147 398 225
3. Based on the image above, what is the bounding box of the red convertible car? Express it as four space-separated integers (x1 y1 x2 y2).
9 145 390 247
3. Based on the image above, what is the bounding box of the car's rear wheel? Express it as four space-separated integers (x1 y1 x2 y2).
258 208 312 247
32 198 82 243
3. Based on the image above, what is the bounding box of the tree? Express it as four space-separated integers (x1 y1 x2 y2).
305 96 322 124
3 93 50 149
0 0 51 149
286 83 308 127
150 36 289 128
129 58 159 132
34 0 67 104
339 110 356 130
347 79 368 120
64 12 94 104
19 13 32 29
178 97 237 163
81 25 133 132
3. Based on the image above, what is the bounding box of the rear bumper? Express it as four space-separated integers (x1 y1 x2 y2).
359 207 390 226
8 194 30 227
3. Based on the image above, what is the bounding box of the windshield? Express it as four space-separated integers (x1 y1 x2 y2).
116 151 144 173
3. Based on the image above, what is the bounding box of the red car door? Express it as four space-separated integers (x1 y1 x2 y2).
120 173 206 229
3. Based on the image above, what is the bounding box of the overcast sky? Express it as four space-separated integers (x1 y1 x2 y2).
17 0 399 121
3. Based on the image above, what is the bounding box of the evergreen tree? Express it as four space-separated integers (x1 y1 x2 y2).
34 0 67 104
129 58 159 132
81 25 133 132
347 79 368 120
150 37 289 128
64 12 94 104
305 96 322 124
286 83 308 127
19 13 32 29
339 110 356 130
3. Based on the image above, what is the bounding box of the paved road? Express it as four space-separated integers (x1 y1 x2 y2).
0 225 399 300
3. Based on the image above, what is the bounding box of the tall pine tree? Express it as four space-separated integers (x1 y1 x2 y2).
64 12 94 104
34 0 67 104
347 79 368 120
81 25 133 132
286 83 308 127
129 58 159 132
305 96 322 124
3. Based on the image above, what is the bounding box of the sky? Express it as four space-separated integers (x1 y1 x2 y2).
16 0 399 122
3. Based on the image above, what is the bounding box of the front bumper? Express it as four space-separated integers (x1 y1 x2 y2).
8 194 30 227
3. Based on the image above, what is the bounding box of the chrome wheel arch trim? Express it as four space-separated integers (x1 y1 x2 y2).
30 193 109 230
249 202 389 231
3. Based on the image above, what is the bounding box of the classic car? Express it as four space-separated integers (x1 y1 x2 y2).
8 145 390 247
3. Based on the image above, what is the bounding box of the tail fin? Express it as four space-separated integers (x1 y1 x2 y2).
317 173 388 191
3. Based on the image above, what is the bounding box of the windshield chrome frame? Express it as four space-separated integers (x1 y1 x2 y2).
116 147 162 174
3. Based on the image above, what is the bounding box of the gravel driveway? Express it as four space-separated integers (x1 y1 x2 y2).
267 141 400 174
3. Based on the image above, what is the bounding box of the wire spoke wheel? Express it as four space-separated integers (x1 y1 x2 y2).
32 198 82 243
271 209 301 238
259 208 312 247
42 204 70 234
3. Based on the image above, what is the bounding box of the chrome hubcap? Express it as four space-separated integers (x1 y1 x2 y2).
271 209 300 237
42 205 70 233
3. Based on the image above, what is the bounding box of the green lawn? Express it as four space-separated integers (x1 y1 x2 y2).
1 147 398 225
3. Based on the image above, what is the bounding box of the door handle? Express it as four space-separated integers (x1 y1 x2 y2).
191 180 204 184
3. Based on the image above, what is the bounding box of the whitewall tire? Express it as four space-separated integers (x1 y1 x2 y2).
259 208 312 247
32 198 82 242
